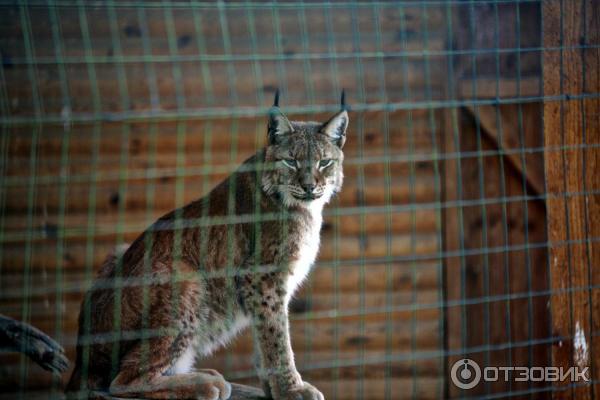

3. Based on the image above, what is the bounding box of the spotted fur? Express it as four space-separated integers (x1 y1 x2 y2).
66 103 348 400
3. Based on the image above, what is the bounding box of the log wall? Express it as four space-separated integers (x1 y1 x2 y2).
0 3 449 399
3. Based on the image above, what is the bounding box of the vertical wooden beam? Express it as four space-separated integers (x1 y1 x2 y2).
442 105 463 399
543 1 600 399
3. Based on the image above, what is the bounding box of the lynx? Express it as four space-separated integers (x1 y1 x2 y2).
66 92 348 400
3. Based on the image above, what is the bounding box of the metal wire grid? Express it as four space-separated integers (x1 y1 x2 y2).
0 1 597 399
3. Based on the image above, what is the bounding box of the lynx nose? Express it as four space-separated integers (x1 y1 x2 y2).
302 184 315 194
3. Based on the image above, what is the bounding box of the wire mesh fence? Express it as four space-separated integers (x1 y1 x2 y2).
0 1 598 399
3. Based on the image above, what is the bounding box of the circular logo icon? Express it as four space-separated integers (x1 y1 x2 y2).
451 358 481 389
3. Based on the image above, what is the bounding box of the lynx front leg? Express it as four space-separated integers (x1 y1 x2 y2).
253 332 273 398
246 286 323 400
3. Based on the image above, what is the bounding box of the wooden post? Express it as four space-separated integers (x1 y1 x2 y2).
543 1 600 399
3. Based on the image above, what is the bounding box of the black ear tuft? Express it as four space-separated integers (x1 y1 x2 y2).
340 89 347 111
273 88 280 107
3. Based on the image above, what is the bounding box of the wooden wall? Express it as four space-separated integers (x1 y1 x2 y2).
443 1 552 398
0 3 449 399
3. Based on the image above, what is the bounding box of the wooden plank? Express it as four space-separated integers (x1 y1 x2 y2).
451 1 541 80
457 109 549 397
306 261 440 294
441 105 462 398
206 352 444 380
0 232 439 272
444 3 549 398
1 208 438 244
2 59 445 115
463 103 545 196
5 113 435 157
446 60 549 400
0 302 440 342
292 290 439 315
0 291 440 342
0 5 446 46
5 143 437 184
0 261 440 304
1 176 438 214
543 1 599 399
458 77 541 100
5 149 437 182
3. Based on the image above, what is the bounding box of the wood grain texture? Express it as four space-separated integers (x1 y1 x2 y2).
91 383 267 400
543 1 600 399
0 3 447 398
444 3 551 398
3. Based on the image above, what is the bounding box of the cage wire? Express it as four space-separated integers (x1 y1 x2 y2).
0 0 598 399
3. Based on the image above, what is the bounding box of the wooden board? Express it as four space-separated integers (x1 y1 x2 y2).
443 3 550 398
543 1 600 399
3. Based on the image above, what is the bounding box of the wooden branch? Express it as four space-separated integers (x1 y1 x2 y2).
91 383 266 400
0 314 69 373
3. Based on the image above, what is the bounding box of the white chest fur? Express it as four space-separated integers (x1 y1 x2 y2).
286 201 324 299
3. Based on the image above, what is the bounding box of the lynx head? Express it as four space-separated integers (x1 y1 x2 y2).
261 92 348 209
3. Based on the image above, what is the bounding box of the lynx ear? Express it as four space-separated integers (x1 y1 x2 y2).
268 108 294 145
321 110 348 148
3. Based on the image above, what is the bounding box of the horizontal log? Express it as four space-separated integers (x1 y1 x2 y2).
1 176 438 214
5 155 438 185
0 5 446 49
5 112 437 151
0 260 440 305
458 76 542 99
0 309 440 355
0 308 442 353
291 290 439 315
1 206 438 245
307 262 440 293
0 286 440 326
0 231 439 273
6 138 434 187
200 350 443 379
3 58 445 115
4 111 437 159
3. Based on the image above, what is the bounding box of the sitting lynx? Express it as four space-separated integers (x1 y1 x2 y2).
66 92 348 400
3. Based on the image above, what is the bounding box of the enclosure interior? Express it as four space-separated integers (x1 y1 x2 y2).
0 1 598 400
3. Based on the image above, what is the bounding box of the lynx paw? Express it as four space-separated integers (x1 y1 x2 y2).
196 370 232 400
279 381 324 400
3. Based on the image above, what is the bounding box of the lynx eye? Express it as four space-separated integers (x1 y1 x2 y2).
319 159 333 169
282 159 298 169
